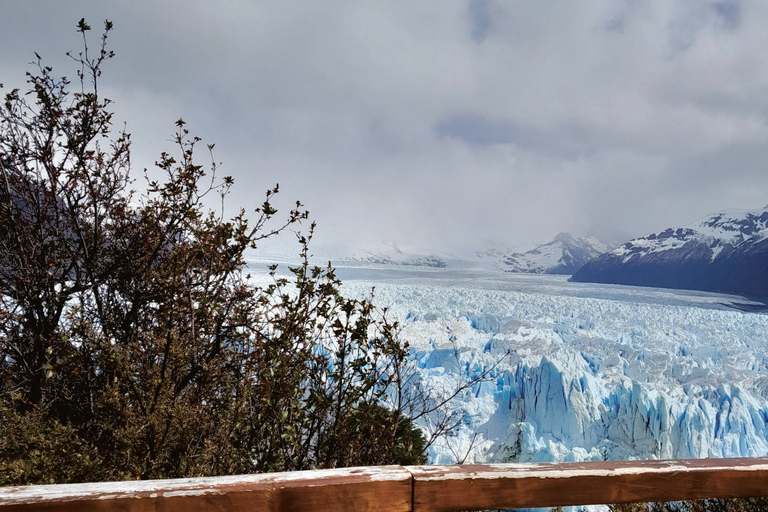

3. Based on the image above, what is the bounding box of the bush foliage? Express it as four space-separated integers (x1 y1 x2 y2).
0 20 425 485
610 499 768 512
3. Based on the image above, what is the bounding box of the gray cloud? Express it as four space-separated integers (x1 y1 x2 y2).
713 1 742 31
2 1 768 256
469 0 492 43
437 114 513 146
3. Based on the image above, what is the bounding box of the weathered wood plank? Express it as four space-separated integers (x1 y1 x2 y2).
6 458 768 512
0 465 412 512
410 458 768 512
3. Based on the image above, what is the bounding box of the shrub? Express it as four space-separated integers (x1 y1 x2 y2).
0 19 425 483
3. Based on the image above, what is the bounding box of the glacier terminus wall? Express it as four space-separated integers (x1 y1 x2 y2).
340 272 768 465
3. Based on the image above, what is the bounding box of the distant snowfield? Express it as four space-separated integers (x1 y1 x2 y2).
247 261 768 465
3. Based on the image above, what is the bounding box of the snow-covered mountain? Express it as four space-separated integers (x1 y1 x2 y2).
244 241 458 270
331 242 450 268
571 208 768 298
336 270 768 465
497 233 613 275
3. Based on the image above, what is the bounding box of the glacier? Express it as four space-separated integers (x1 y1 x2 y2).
330 268 768 465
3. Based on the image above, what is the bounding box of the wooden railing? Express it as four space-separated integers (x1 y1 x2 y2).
2 458 768 511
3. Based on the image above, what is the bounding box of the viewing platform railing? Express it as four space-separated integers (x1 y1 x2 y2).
2 457 768 511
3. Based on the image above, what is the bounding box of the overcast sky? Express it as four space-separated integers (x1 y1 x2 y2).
3 1 768 255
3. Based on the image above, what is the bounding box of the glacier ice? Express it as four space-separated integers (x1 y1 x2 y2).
335 271 768 465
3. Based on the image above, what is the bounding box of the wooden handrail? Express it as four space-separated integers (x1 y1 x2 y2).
0 465 412 512
411 458 768 512
2 458 768 512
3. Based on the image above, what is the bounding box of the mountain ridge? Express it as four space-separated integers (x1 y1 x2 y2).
495 232 614 275
571 207 768 298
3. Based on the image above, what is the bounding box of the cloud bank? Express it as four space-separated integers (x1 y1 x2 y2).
3 1 768 255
